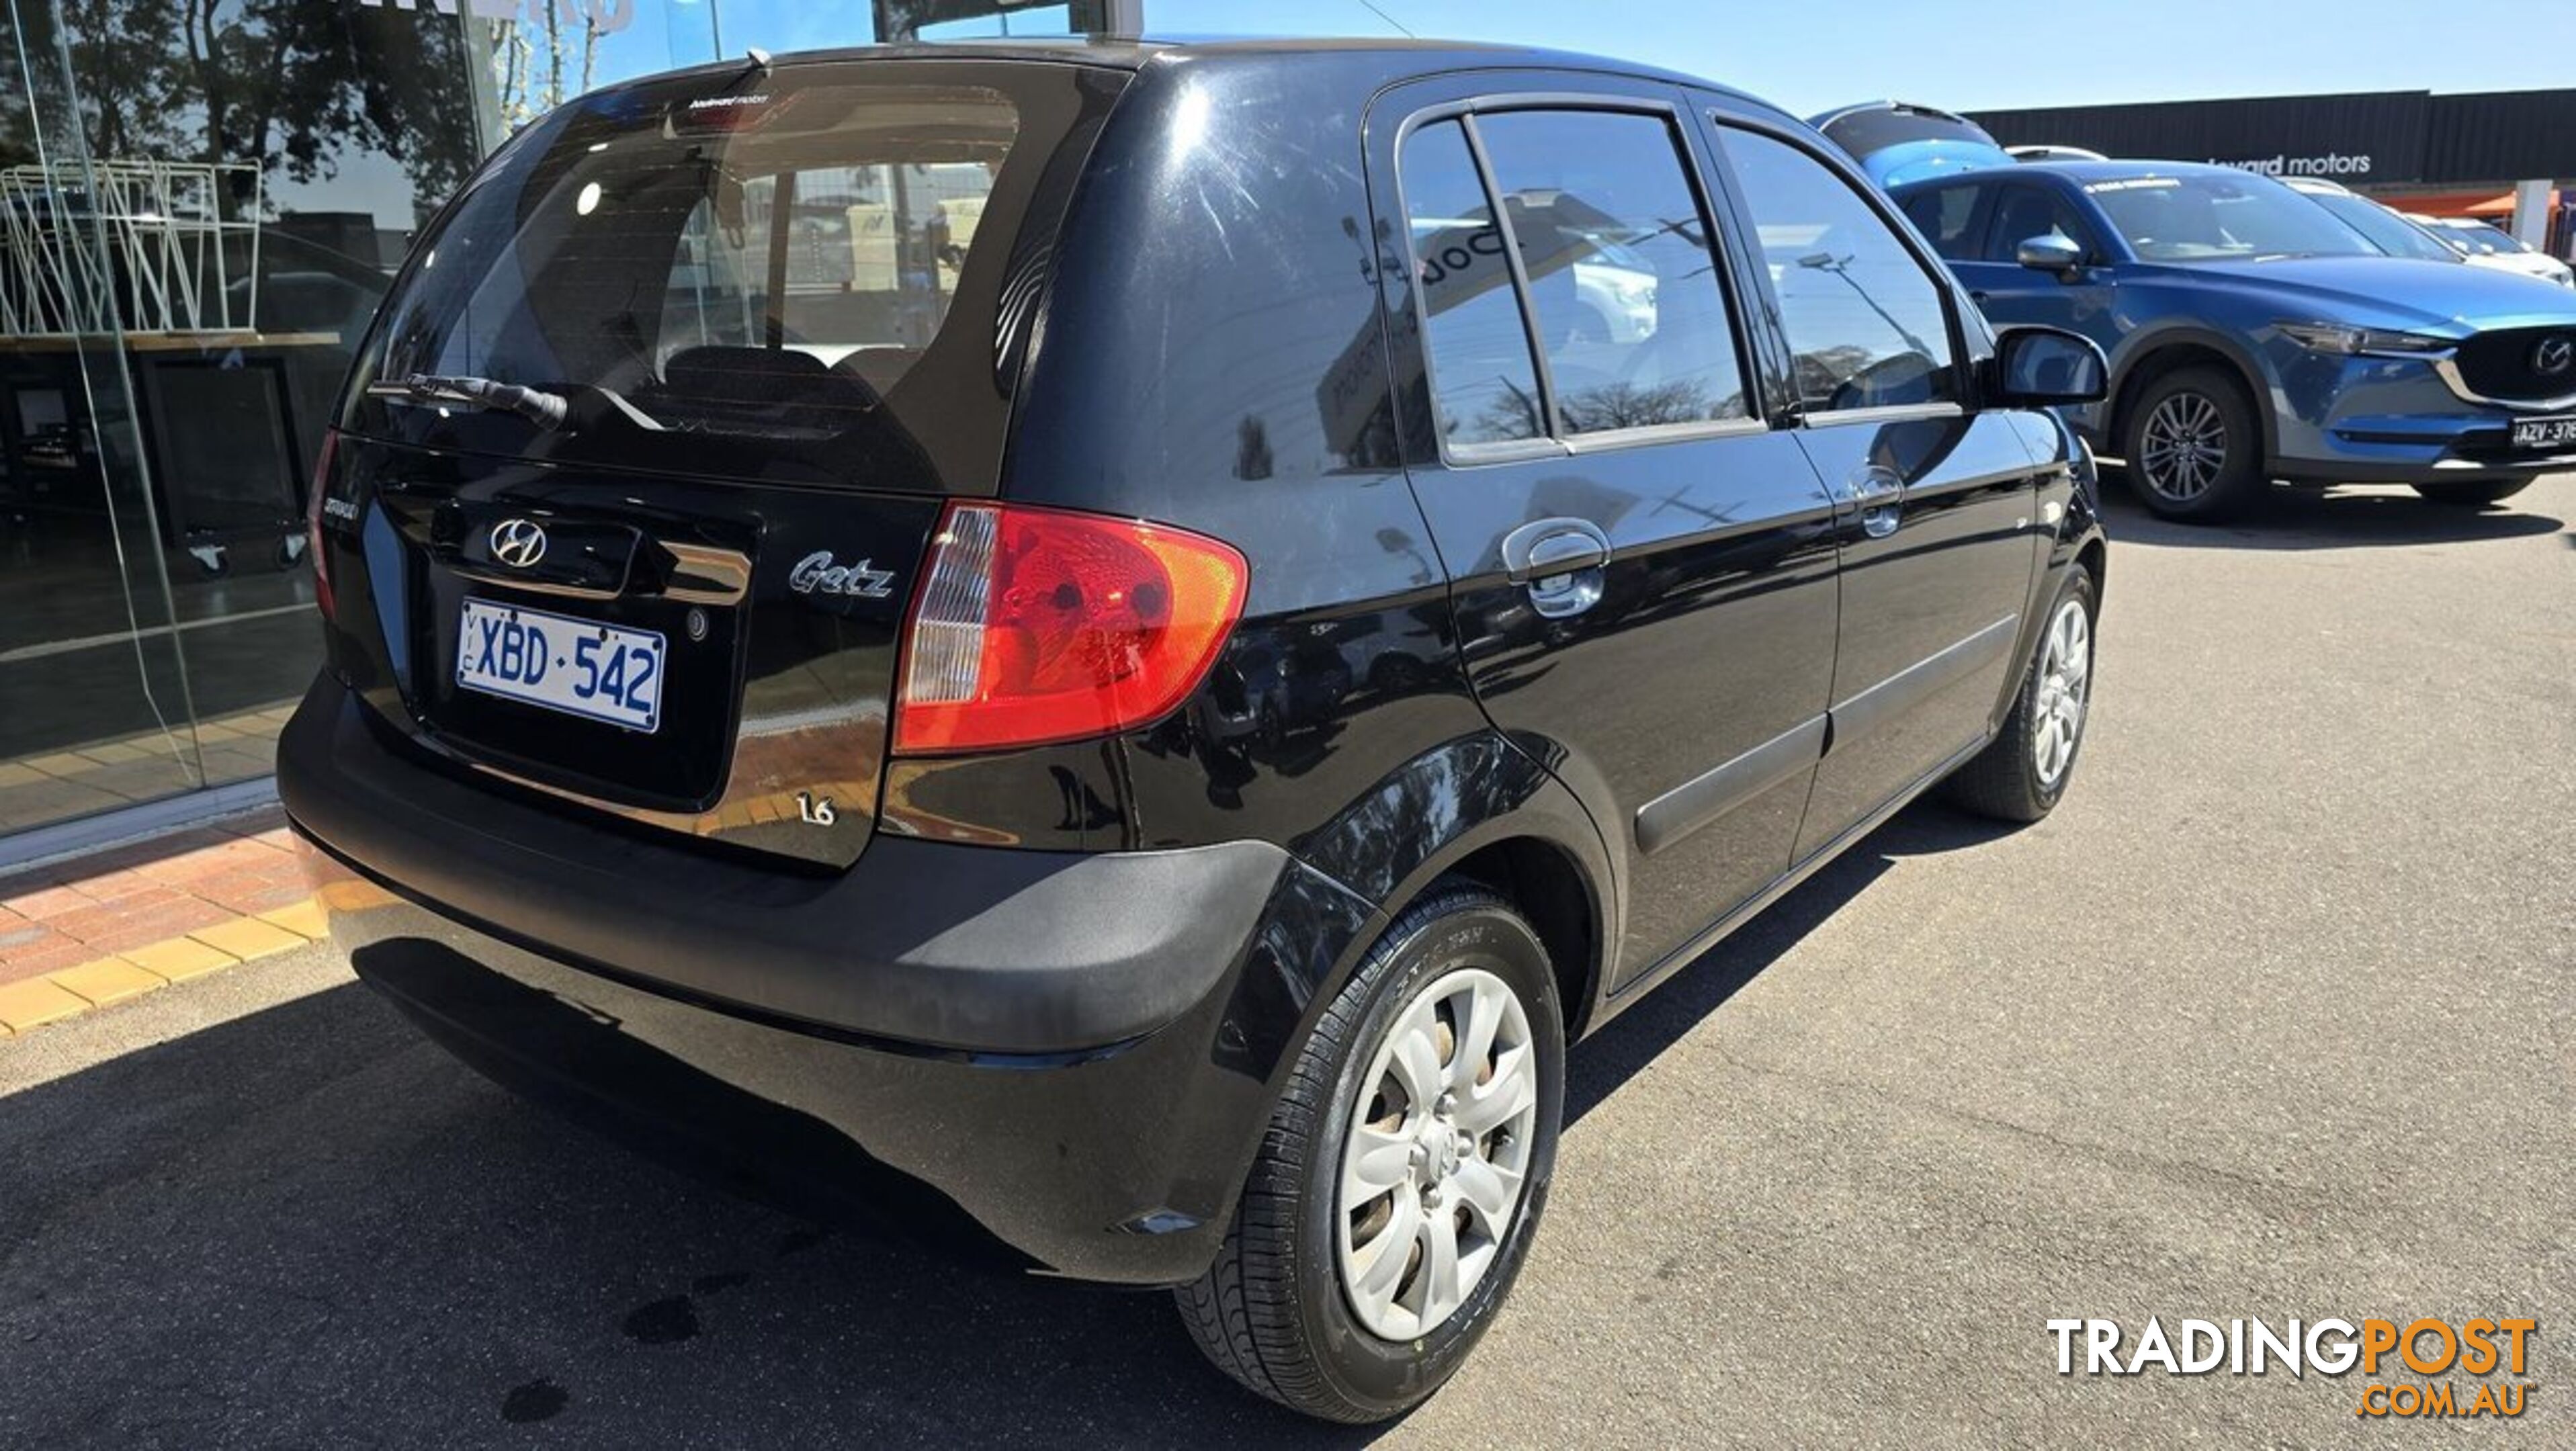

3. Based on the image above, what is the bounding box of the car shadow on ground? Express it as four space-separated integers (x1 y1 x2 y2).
2098 475 2565 552
1566 801 2014 1126
0 801 2006 1449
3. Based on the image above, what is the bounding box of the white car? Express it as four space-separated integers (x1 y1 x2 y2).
2409 214 2575 288
2279 177 2464 265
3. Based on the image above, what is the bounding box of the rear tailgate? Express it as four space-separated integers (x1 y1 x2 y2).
313 55 1129 869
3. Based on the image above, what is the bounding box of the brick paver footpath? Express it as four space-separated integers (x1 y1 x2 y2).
0 807 327 1036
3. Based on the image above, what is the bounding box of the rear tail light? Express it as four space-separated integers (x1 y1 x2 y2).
306 428 339 621
892 502 1249 755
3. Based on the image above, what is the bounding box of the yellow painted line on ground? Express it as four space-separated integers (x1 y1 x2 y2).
189 916 307 963
0 978 94 1033
0 894 331 1037
50 957 168 1008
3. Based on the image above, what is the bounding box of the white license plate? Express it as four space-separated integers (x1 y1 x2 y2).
455 598 664 732
2509 414 2576 452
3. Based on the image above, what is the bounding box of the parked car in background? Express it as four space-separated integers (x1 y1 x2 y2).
280 38 2113 1423
2413 214 2575 288
2278 176 2464 265
1812 99 2015 186
1885 159 2576 518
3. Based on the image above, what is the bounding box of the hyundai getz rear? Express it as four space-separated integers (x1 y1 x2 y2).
283 38 2107 1423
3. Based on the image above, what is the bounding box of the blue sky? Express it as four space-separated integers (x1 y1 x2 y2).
593 0 2576 117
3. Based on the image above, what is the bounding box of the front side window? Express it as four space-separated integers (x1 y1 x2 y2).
1717 126 1959 414
1399 119 1548 449
1981 185 2096 263
1472 109 1751 435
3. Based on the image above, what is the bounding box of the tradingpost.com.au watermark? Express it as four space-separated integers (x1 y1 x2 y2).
2049 1317 2540 1420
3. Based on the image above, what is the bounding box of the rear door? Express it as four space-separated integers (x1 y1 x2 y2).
1371 73 1842 983
1699 116 2047 858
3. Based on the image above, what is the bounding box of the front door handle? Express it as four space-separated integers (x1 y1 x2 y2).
1501 517 1611 619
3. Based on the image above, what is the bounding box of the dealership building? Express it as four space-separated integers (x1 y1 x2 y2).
0 0 1136 863
1969 87 2576 255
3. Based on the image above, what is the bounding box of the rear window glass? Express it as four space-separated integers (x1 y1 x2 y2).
349 63 1115 486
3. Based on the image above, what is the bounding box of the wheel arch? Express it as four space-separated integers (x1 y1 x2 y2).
2108 326 2277 465
1292 732 1619 1045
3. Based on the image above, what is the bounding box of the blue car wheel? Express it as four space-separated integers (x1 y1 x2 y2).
2123 366 2264 521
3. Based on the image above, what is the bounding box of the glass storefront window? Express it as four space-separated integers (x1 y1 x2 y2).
1 0 500 838
0 0 1093 848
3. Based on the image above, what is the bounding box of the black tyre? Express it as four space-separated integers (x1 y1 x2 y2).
2122 365 2265 521
2411 478 2534 508
1944 567 2098 824
1176 883 1564 1423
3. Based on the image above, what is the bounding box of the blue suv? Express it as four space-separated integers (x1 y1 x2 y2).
1877 158 2576 520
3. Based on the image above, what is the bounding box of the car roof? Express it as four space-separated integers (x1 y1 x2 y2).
630 34 1774 112
1895 157 2288 190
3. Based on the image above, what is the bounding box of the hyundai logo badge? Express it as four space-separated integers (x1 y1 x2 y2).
490 518 548 568
2534 335 2576 380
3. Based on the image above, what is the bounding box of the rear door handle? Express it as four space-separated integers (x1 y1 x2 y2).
1501 517 1611 619
1837 466 1906 540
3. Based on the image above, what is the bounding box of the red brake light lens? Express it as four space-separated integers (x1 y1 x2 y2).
306 428 339 621
893 502 1249 756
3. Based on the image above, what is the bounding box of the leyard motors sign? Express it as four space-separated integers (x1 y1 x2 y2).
1975 91 2434 183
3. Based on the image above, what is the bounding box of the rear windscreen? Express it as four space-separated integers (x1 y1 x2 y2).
347 60 1123 488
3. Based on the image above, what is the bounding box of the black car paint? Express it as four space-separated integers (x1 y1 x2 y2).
282 38 2104 1285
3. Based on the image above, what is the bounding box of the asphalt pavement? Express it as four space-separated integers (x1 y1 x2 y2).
2 476 2570 1449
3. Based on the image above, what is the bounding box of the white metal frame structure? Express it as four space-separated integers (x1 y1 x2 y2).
0 159 264 339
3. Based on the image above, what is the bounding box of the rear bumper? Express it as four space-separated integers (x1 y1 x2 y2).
281 674 1377 1283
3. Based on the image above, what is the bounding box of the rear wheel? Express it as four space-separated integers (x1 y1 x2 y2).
2411 478 2534 508
1176 884 1563 1423
1944 567 2097 823
2122 366 2265 521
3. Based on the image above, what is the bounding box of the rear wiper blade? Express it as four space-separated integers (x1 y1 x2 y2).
366 373 665 434
370 373 569 429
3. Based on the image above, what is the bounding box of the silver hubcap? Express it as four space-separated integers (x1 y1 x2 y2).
1337 967 1538 1340
2139 391 2227 501
2032 597 2092 787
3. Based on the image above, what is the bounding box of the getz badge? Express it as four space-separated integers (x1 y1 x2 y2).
789 551 896 599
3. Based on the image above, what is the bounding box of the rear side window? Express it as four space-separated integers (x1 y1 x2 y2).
1899 183 1987 261
1398 107 1752 454
1399 119 1549 449
1716 127 1960 414
349 63 1119 486
1472 110 1751 435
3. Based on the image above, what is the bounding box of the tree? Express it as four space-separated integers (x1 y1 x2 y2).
44 0 484 218
489 0 630 132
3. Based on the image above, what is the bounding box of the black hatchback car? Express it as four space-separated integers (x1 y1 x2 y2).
280 37 2109 1422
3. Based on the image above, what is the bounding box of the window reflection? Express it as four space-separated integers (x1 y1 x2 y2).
1400 119 1546 449
1719 128 1958 413
1474 109 1750 435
